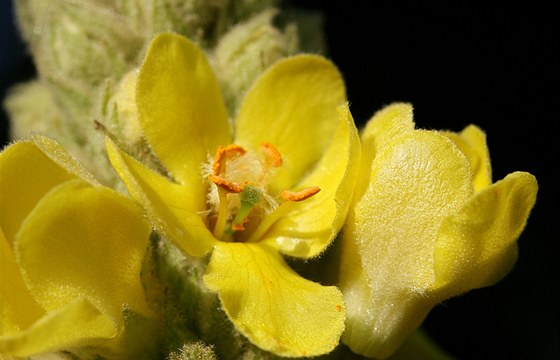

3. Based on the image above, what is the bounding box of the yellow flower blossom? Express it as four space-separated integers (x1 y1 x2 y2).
338 103 538 359
0 135 154 359
105 32 360 357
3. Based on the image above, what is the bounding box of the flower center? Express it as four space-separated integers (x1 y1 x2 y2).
204 142 320 242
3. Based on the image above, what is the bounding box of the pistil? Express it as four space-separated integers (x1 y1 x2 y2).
231 185 263 231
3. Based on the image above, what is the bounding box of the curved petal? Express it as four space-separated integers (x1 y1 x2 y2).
432 171 538 297
0 140 76 245
0 228 44 336
338 131 474 358
355 130 473 289
340 208 437 359
137 32 231 187
15 180 153 322
203 242 345 357
30 134 98 185
360 102 415 153
263 105 361 258
106 139 217 257
356 103 415 199
235 54 347 192
442 125 492 191
0 298 117 358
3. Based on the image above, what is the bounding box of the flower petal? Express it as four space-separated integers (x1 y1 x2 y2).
0 298 117 358
0 138 86 245
15 179 153 322
263 105 361 258
0 228 44 336
235 55 346 191
30 134 99 185
339 130 473 358
357 102 415 197
442 124 492 191
432 171 538 296
137 32 230 186
360 102 415 153
106 139 217 257
203 242 345 357
355 130 473 289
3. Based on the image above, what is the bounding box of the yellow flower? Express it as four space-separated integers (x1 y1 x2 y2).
106 32 360 357
338 103 538 359
0 135 154 359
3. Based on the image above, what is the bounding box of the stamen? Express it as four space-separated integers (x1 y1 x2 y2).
225 144 247 159
281 186 321 202
212 144 246 176
260 142 283 168
213 188 229 239
209 175 244 193
212 146 226 176
206 142 321 242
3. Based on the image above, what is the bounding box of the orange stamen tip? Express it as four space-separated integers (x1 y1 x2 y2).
260 142 283 167
212 146 226 176
212 144 247 176
281 186 321 202
209 175 244 193
225 144 247 158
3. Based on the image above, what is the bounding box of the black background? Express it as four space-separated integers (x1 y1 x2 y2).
1 1 558 359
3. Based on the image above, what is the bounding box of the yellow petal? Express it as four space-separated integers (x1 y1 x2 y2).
357 102 415 198
0 228 44 336
0 298 117 358
106 139 217 257
30 134 98 186
137 32 230 188
235 55 346 192
203 242 345 357
360 102 415 153
339 130 473 358
356 130 473 289
0 140 75 246
433 171 538 296
15 179 153 322
263 105 361 258
442 124 492 191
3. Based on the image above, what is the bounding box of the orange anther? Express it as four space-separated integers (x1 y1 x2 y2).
209 175 244 193
281 186 321 202
212 144 247 176
224 144 246 158
212 146 227 176
260 142 283 168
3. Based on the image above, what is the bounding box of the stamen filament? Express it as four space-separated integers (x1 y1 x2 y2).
213 188 229 239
